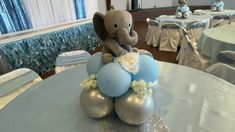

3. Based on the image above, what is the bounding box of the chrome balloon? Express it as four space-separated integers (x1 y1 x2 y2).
80 89 113 118
115 90 154 125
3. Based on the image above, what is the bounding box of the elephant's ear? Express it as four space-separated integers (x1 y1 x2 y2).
93 12 108 41
130 21 135 35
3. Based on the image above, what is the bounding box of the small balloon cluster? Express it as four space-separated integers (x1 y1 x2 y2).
175 0 190 19
80 52 159 125
211 0 224 11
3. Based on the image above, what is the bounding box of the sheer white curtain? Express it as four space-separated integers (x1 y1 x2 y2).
84 0 98 18
22 0 77 28
50 0 76 23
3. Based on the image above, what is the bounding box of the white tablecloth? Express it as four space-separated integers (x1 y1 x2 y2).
0 61 234 132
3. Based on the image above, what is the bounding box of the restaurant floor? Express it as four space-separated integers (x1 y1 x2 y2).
40 21 178 79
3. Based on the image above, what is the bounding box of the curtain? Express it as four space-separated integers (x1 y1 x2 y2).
83 0 98 19
74 0 86 19
0 0 31 34
22 0 77 28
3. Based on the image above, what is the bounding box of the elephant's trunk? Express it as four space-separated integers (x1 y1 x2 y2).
117 28 138 46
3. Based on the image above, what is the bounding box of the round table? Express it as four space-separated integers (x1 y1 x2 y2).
197 28 235 63
221 22 235 31
194 9 235 17
156 14 212 28
0 62 235 132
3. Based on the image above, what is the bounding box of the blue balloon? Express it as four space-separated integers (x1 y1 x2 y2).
86 52 104 75
97 63 131 97
132 55 159 83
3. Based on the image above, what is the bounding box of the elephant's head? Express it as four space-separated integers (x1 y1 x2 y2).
93 10 138 46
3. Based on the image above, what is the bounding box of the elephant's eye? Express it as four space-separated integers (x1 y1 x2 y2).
129 24 131 27
114 24 118 28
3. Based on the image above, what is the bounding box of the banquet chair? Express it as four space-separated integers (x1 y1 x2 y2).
231 13 235 22
145 18 161 47
55 50 91 73
0 55 11 75
206 63 235 85
217 50 235 65
185 21 207 43
0 68 42 109
0 50 12 75
210 14 231 28
159 23 181 52
206 51 235 84
176 27 209 70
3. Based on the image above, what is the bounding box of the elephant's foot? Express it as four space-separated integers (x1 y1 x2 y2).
183 12 189 18
138 49 153 58
211 7 217 11
132 47 139 53
102 53 113 64
175 12 182 18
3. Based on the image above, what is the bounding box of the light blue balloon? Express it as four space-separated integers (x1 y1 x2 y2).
97 63 131 97
86 52 104 75
132 55 159 83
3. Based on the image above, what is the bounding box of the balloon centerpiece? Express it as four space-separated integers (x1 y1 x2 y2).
80 52 158 125
79 8 165 127
175 0 191 19
211 0 224 11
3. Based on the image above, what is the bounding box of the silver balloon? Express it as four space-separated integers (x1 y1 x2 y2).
80 89 113 118
115 90 154 125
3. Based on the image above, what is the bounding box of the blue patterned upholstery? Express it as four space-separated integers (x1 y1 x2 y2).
0 22 101 74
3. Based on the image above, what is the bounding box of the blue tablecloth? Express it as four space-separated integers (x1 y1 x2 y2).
0 22 101 74
0 61 234 132
194 9 235 17
197 28 235 63
156 14 212 28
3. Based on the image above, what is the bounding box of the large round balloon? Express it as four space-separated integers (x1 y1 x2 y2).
86 52 104 75
115 90 154 125
97 63 131 97
132 55 158 83
80 89 113 118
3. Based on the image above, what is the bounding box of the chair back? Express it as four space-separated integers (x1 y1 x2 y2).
145 18 161 47
0 68 42 109
206 63 235 85
161 23 180 29
159 23 181 52
185 21 207 43
0 50 12 75
55 50 91 73
177 27 209 70
186 21 207 30
231 13 235 22
213 14 230 20
217 50 235 66
180 27 197 53
146 18 160 27
211 14 231 27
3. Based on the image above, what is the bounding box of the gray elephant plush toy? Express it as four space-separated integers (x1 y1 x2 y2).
93 9 138 64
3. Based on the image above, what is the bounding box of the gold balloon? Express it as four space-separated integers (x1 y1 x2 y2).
115 90 154 125
80 89 113 118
